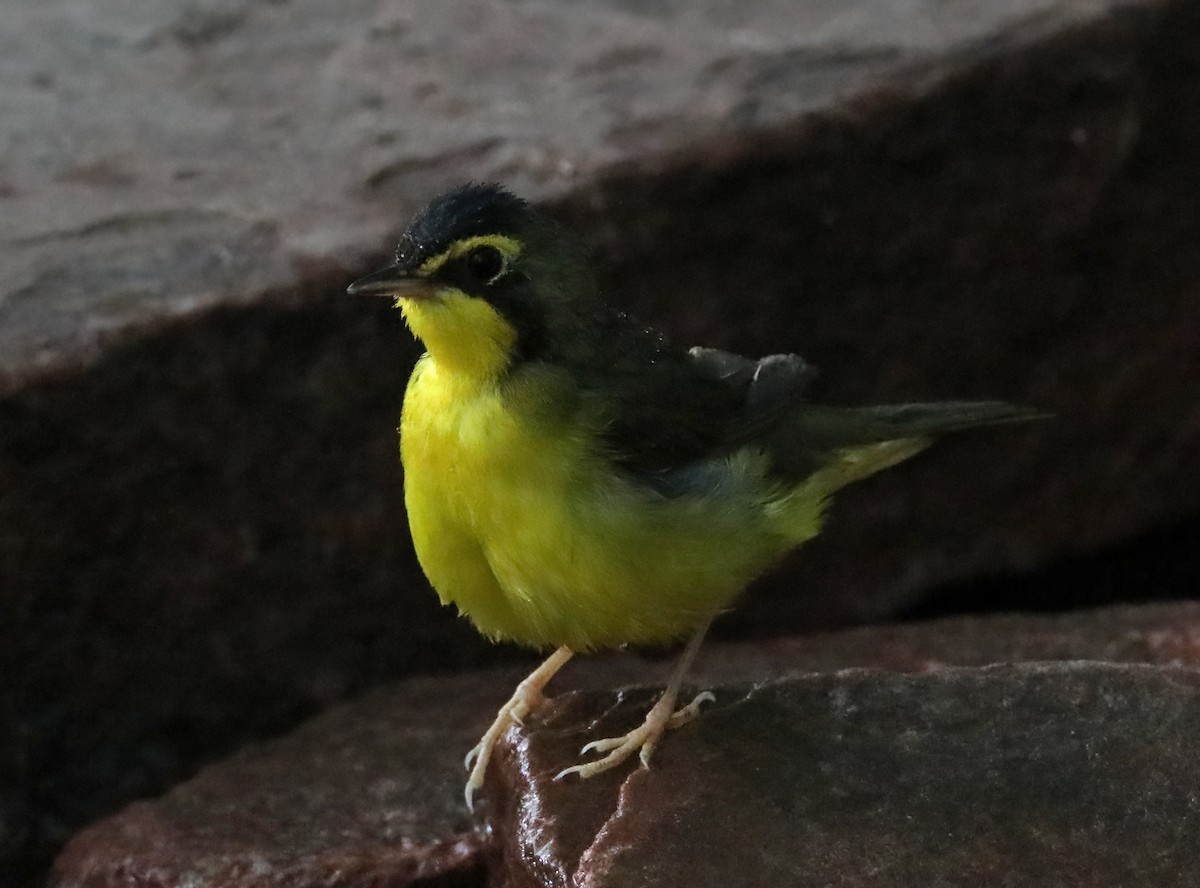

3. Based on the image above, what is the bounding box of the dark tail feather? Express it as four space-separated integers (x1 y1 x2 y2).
840 401 1050 438
781 400 1047 450
778 400 1046 495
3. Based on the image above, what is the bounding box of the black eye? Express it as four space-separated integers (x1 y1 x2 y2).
464 245 505 285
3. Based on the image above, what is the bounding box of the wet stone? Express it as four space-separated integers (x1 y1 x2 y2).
49 604 1200 887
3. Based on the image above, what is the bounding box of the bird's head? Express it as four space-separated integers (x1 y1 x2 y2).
348 183 595 382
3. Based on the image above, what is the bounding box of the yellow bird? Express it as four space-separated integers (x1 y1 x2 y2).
348 183 1040 808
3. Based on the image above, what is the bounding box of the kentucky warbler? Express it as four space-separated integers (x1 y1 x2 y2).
348 182 1041 809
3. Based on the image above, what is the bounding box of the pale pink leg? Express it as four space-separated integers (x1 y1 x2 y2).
555 620 714 781
464 645 573 810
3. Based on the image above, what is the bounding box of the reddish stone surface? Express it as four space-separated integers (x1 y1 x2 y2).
4 0 1141 395
499 664 1200 887
49 604 1200 887
47 675 505 888
9 0 1200 883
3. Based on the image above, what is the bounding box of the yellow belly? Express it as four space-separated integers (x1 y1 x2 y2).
400 357 825 651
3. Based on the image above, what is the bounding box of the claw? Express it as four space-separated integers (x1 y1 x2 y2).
555 687 715 782
554 762 589 781
667 690 715 729
460 647 574 809
579 736 622 756
464 744 481 772
638 741 657 768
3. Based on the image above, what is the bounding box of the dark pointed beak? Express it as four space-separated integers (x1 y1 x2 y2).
346 265 436 299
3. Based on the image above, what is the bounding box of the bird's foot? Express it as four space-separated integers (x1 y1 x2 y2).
464 686 545 810
554 689 715 781
464 647 572 810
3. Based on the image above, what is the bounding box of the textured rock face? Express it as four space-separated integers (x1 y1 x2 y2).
6 0 1200 884
47 605 1200 887
0 0 1152 391
47 677 498 888
0 0 1150 392
500 665 1200 887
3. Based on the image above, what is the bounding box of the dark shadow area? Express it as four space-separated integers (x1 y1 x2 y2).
4 4 1200 885
593 1 1200 631
906 515 1200 620
0 292 528 888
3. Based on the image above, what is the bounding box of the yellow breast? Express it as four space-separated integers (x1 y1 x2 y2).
399 355 826 651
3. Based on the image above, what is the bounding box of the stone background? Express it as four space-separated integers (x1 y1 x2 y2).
4 0 1199 884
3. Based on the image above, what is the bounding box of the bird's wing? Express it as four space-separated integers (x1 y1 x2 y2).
566 318 817 478
688 346 818 432
569 320 1039 487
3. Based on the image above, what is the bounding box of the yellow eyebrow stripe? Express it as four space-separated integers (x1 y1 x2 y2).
418 235 523 276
